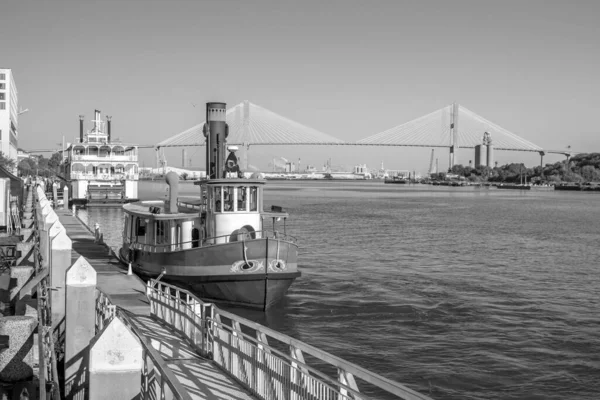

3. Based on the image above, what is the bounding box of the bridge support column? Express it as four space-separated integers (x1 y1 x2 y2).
539 151 545 168
449 103 460 169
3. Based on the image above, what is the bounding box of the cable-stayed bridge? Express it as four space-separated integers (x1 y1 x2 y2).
154 100 574 169
29 101 580 169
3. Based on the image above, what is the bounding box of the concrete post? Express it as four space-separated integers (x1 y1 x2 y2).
52 182 58 208
0 316 37 382
64 256 97 400
16 242 34 266
49 224 72 332
40 211 59 269
63 186 69 210
9 266 35 306
89 317 143 400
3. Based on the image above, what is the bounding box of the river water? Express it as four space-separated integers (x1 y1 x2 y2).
77 180 600 400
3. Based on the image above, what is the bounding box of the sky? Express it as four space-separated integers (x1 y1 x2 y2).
2 0 599 173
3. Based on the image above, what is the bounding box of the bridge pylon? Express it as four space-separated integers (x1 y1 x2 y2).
449 103 459 170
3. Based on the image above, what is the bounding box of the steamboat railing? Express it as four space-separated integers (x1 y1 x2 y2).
124 229 298 253
68 172 139 180
71 154 138 162
145 279 434 400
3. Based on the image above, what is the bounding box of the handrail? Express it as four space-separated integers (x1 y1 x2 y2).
124 229 298 253
146 279 434 400
95 289 193 400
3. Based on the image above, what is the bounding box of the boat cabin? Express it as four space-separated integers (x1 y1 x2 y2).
123 178 291 253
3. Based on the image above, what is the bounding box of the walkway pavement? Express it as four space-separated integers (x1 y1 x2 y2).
56 209 255 400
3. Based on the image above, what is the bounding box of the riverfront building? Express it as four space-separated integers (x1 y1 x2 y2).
0 69 18 168
0 69 19 171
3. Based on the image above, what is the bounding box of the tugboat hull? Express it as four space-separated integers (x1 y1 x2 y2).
120 237 299 310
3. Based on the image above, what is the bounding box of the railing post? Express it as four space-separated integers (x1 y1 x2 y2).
142 350 149 400
89 316 143 400
256 332 275 400
290 346 308 400
64 256 97 399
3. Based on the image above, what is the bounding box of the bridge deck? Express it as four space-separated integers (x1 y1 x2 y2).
56 209 255 400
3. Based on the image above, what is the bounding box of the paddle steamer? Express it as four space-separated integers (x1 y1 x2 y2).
62 110 139 206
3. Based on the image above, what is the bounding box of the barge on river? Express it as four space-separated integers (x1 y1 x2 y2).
119 102 300 310
62 110 139 207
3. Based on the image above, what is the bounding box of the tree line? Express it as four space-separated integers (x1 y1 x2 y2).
435 153 600 183
0 151 63 177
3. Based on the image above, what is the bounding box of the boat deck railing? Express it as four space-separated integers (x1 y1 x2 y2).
144 279 434 400
124 229 298 254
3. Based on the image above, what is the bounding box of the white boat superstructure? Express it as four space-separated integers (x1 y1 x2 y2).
62 110 139 206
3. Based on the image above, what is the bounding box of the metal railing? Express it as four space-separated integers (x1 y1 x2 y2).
124 229 298 254
146 280 434 400
70 154 138 162
95 289 193 400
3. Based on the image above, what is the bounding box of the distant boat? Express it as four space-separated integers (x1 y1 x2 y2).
496 184 531 190
384 176 408 184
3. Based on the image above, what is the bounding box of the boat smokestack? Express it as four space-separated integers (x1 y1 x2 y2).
79 115 84 143
94 109 101 132
203 102 228 179
165 171 179 214
106 116 112 142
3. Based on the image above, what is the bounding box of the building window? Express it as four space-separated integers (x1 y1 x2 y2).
0 84 4 89
0 93 4 100
0 73 5 80
0 102 5 110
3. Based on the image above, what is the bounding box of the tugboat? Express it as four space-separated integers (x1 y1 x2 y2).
62 110 139 206
119 102 300 310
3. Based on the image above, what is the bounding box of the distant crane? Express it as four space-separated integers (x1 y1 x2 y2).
428 149 435 176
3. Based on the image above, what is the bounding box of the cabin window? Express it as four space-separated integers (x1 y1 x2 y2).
212 186 222 212
249 187 258 211
155 220 168 244
223 186 234 212
124 216 130 241
136 217 146 240
192 228 200 248
237 187 247 211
